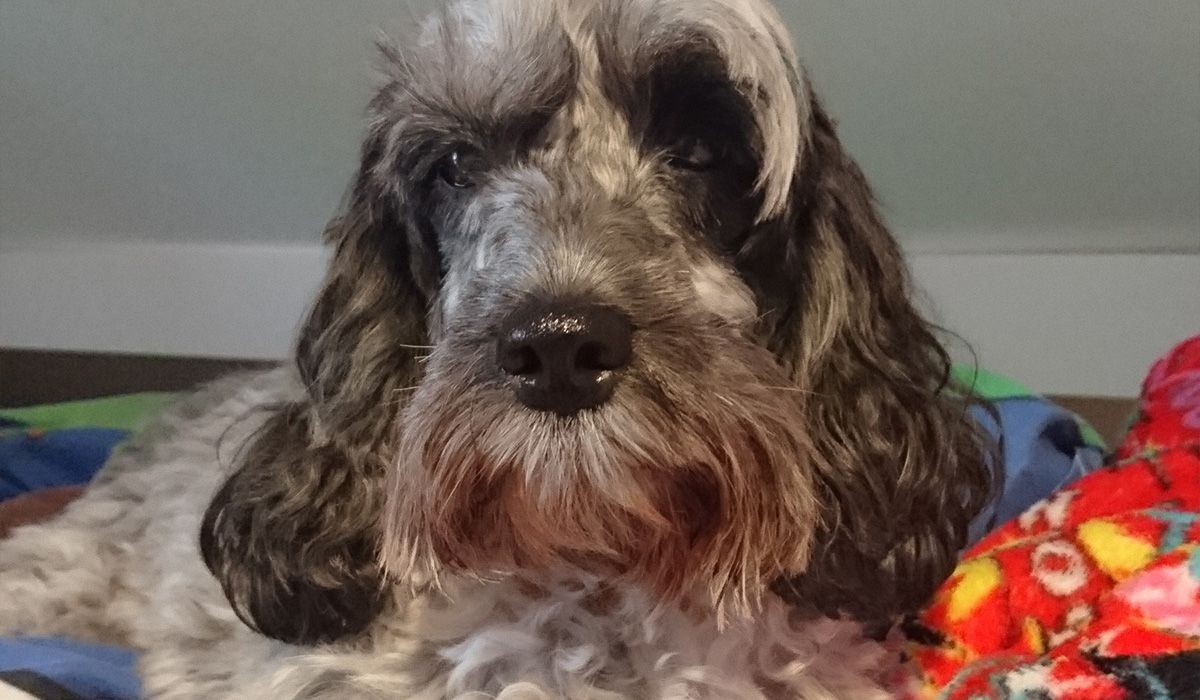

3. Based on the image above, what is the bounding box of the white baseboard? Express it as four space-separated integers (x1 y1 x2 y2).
2 241 1197 397
0 241 329 361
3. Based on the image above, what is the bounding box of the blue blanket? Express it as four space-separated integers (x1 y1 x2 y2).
0 638 139 700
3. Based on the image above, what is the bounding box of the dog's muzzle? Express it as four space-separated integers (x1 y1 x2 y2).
496 301 634 416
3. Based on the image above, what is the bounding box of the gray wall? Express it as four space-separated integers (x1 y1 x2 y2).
2 1 1198 251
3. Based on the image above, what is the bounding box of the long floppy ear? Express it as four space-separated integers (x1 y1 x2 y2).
766 97 995 625
200 134 431 644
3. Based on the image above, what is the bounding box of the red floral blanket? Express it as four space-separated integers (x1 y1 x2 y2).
902 335 1200 699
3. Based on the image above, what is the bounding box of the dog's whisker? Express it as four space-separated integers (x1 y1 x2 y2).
749 384 827 397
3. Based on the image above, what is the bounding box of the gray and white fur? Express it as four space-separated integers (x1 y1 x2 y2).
0 0 992 697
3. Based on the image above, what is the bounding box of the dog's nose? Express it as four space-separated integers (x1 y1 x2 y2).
496 303 633 416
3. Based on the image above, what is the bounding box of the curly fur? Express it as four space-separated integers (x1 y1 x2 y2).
0 0 992 697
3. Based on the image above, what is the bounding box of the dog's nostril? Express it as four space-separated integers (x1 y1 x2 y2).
499 343 541 376
575 341 615 373
576 314 634 374
496 303 633 415
575 342 607 373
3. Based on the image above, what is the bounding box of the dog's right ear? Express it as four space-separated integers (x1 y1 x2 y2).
199 401 388 645
200 121 432 645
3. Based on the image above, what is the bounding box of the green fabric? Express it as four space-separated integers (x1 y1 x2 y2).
951 364 1035 401
951 364 1106 449
0 393 175 431
1074 420 1107 451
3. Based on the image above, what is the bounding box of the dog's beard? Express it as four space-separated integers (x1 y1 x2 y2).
383 321 819 620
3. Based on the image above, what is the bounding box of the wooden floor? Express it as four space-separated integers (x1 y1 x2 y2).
1049 394 1138 449
0 348 274 407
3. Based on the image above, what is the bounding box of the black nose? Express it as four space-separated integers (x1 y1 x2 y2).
496 303 633 416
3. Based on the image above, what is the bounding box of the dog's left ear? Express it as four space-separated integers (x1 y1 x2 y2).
760 96 996 625
200 132 432 644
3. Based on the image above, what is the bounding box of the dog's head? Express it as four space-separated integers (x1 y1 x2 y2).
201 0 993 646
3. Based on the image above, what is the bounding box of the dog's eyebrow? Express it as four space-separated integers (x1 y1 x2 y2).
601 37 744 131
388 9 580 149
456 50 580 146
582 0 804 220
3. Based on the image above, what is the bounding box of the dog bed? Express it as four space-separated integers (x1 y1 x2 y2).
0 395 169 700
0 368 1111 699
900 334 1200 699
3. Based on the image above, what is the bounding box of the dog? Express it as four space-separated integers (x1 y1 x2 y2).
0 0 993 697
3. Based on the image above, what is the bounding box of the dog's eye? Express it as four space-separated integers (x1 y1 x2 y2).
666 135 717 171
435 148 483 189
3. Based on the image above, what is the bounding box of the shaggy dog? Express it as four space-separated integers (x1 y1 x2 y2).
0 0 992 697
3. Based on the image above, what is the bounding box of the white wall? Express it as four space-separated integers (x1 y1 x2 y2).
2 1 1197 250
2 2 1199 395
0 1 415 246
785 1 1200 252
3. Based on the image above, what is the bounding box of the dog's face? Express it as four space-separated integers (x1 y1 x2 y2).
383 0 820 616
202 0 993 646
